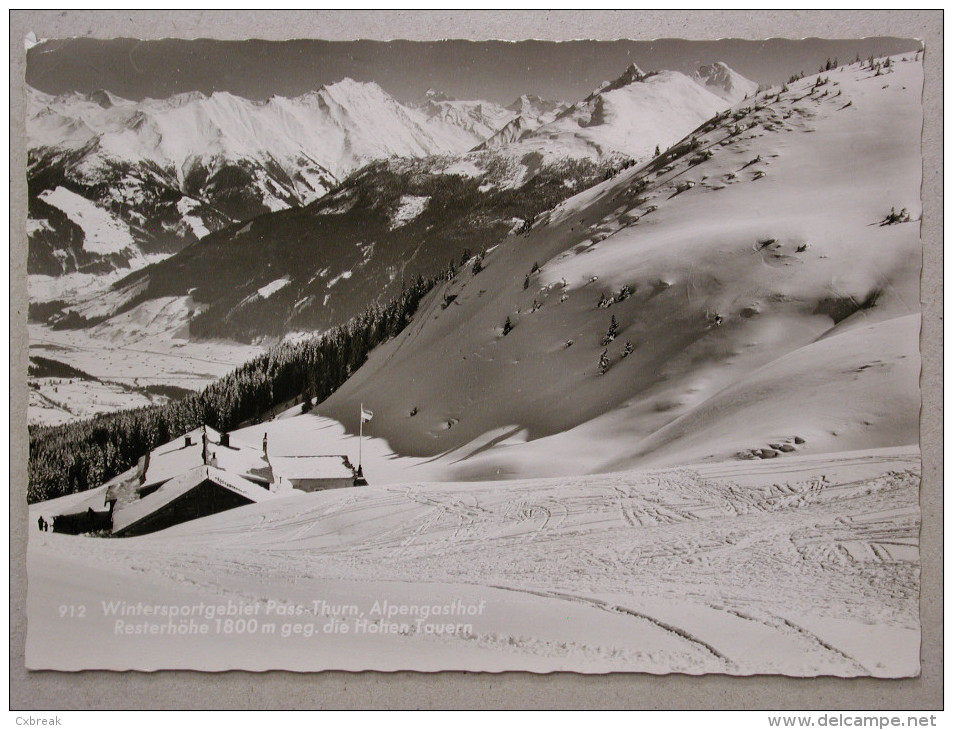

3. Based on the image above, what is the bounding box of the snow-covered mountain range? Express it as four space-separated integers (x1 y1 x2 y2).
26 80 548 282
29 62 760 345
27 62 754 290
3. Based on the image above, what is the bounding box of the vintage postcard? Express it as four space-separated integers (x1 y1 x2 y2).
23 35 924 674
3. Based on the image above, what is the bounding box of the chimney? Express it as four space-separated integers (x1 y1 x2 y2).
138 451 151 485
221 432 230 448
184 434 192 447
262 432 268 457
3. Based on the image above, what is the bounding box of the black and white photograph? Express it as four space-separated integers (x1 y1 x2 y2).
20 26 926 677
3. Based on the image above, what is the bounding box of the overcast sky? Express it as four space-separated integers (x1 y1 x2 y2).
26 37 922 105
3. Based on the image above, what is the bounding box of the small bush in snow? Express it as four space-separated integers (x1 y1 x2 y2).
502 316 514 336
880 207 911 226
621 341 634 358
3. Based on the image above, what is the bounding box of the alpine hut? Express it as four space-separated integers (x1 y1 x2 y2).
48 425 365 537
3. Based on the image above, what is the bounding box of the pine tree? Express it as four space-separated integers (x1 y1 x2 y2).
598 349 610 375
502 316 514 336
601 315 619 346
622 341 634 358
523 274 530 290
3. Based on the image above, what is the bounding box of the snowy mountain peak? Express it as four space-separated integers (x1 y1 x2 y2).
321 77 386 97
492 64 731 166
422 88 454 103
591 62 648 98
86 89 117 109
691 62 758 104
152 90 208 109
618 62 647 82
505 93 566 118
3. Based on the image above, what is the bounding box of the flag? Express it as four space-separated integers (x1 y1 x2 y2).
361 407 373 423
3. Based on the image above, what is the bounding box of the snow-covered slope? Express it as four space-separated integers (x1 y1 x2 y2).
27 446 920 673
317 56 923 477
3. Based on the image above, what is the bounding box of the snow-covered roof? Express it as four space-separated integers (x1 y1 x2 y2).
271 455 355 480
139 425 272 490
112 464 276 536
